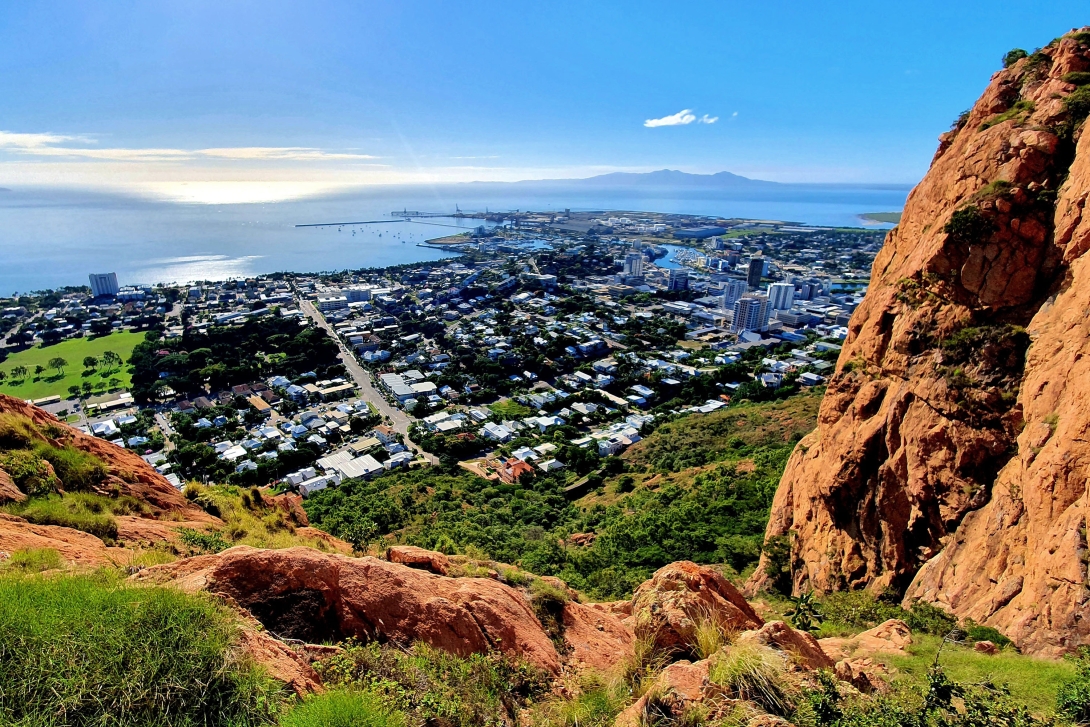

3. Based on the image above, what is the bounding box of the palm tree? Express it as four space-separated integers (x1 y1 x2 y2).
47 357 67 376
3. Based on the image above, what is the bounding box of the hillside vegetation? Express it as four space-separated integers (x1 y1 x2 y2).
305 392 821 599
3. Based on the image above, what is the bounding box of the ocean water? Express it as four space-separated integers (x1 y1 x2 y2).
0 183 909 294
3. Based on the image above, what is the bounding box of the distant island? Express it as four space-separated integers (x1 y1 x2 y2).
861 211 901 224
501 169 782 188
0 187 12 193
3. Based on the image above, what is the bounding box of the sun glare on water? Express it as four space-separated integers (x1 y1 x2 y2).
140 181 351 205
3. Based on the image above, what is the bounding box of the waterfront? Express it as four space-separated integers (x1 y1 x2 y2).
0 182 908 293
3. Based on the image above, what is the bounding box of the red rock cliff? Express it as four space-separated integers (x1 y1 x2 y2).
750 30 1090 656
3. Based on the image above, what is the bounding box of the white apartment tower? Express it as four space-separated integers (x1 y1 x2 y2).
88 272 119 298
721 278 749 309
767 282 795 311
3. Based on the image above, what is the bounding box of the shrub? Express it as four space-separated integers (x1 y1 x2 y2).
279 690 406 727
1002 48 1028 68
1063 71 1090 86
964 621 1012 649
904 600 958 636
1058 648 1090 723
1064 85 1090 125
944 206 995 246
529 578 570 644
708 643 794 716
0 571 286 726
177 527 231 554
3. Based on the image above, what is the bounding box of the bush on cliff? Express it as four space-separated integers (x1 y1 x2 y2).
0 571 287 727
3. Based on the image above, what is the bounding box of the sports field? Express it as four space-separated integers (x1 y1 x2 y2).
0 331 144 401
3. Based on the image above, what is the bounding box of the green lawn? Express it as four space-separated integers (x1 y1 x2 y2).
488 399 535 419
0 332 144 401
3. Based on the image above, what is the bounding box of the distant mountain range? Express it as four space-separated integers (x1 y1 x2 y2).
501 169 910 189
510 169 780 188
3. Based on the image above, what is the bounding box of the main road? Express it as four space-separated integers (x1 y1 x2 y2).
299 299 437 464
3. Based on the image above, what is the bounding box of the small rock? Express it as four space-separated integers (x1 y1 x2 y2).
973 640 998 655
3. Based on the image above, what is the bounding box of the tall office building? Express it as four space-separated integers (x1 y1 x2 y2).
623 252 644 278
732 294 770 333
721 278 748 309
767 282 795 311
747 257 765 289
666 268 689 291
88 272 119 298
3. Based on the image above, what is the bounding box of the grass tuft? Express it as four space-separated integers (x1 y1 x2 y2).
0 570 288 727
1 547 64 573
2 492 146 542
279 690 406 727
708 643 794 716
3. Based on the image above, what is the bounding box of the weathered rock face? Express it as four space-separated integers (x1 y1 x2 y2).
0 468 26 504
632 561 763 655
750 31 1090 656
134 545 564 674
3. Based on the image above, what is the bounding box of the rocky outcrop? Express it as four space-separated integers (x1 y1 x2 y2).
632 562 763 655
560 600 634 671
133 545 564 673
0 393 205 518
386 544 451 575
737 621 833 670
750 30 1090 656
0 512 128 565
613 659 710 727
819 618 913 662
0 468 26 504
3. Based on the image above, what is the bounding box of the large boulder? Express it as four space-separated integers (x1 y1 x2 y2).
819 618 912 661
737 621 833 670
133 545 562 673
630 562 762 655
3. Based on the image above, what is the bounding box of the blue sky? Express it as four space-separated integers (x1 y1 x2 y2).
0 1 1086 200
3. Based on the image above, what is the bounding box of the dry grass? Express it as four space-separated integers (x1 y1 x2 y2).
707 643 795 717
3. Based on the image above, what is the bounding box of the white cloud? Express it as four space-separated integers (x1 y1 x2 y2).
699 114 718 124
644 109 697 128
0 130 377 163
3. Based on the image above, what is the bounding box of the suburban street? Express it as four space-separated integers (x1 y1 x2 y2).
299 299 437 464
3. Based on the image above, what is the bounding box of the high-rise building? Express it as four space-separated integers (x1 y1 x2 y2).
721 278 748 309
667 268 689 291
747 257 765 289
767 282 795 311
88 272 119 298
623 252 644 278
732 294 770 333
